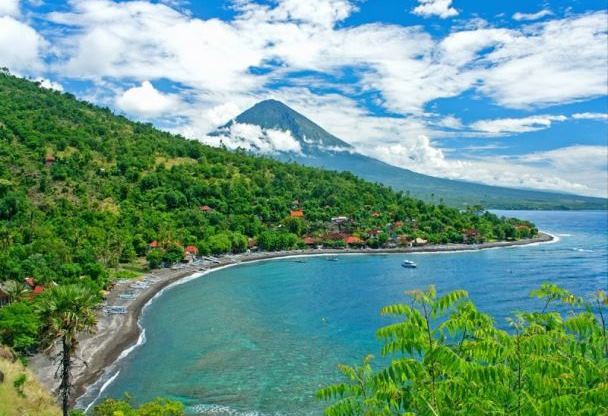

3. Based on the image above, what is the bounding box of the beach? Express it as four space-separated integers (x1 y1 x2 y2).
27 232 553 407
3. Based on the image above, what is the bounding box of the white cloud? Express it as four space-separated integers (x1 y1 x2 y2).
0 16 45 72
470 115 567 135
0 0 19 17
513 9 553 22
206 122 302 154
49 0 267 93
44 2 607 116
361 141 607 197
236 0 356 28
413 0 458 19
36 77 63 91
434 115 463 129
476 13 608 108
572 112 608 121
115 81 180 118
31 1 607 197
364 135 458 171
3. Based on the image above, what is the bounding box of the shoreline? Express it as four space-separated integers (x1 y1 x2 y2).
27 232 553 408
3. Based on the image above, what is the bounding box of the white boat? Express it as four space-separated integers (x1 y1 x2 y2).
401 259 417 268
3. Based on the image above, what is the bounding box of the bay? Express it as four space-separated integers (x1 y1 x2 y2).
96 210 607 415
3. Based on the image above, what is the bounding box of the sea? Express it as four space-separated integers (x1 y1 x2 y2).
83 210 607 415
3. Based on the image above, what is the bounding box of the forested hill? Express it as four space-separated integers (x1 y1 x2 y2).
0 74 534 303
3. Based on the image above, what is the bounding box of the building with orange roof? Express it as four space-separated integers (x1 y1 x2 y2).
344 235 363 245
184 245 198 255
290 209 304 218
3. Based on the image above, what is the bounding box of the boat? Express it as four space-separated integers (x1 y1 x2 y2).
401 259 417 268
328 257 339 262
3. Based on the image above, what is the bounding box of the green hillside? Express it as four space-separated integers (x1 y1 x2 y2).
0 73 538 351
0 347 60 416
228 100 607 210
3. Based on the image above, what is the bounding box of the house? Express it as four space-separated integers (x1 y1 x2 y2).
302 236 317 246
368 229 381 237
248 238 258 251
371 211 380 217
44 154 55 167
24 277 35 289
344 235 363 246
149 240 159 249
331 216 349 224
200 205 213 213
398 235 413 247
414 237 428 246
32 285 45 297
290 209 304 218
184 245 198 255
183 245 198 263
393 221 404 229
330 216 350 232
463 228 478 242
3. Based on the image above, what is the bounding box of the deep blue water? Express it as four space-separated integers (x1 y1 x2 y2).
93 211 607 415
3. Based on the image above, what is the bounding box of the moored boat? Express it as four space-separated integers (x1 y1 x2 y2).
401 259 417 268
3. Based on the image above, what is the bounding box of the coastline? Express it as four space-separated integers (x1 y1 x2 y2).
27 232 553 408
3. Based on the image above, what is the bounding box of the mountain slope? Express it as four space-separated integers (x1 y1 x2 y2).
231 99 352 154
0 73 534 294
221 100 606 210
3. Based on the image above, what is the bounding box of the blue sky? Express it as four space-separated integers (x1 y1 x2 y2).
1 0 607 196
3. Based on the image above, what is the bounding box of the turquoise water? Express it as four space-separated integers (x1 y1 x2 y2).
91 211 607 415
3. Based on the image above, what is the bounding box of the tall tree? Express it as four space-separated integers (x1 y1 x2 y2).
37 285 97 416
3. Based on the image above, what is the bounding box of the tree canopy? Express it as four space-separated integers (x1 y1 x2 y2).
318 284 608 415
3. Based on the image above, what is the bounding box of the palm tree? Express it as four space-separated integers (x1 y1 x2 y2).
37 285 97 416
2 280 29 303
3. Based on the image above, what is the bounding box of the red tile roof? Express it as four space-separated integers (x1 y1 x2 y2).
290 209 304 218
372 211 380 217
344 235 363 244
32 285 45 295
184 245 198 254
302 236 316 245
149 240 159 248
200 205 212 212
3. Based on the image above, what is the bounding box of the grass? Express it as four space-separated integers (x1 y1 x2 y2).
109 259 148 281
0 348 60 416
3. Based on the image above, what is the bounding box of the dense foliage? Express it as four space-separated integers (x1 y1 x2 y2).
70 396 184 416
0 73 535 353
318 284 608 415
